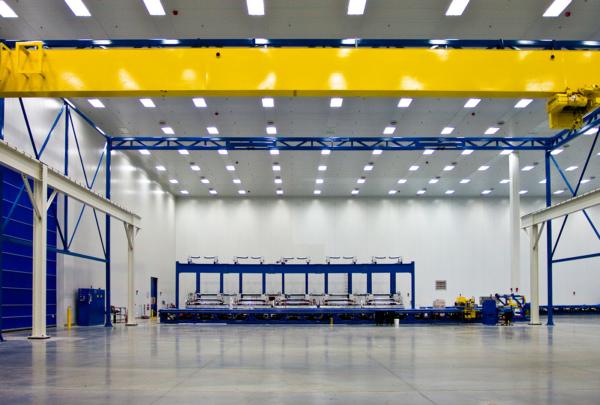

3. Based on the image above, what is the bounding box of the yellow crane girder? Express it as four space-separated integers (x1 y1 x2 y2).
1 42 599 128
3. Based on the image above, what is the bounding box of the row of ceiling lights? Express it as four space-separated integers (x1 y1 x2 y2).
0 0 574 19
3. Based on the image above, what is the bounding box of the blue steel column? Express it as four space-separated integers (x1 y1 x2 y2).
261 273 266 294
63 104 69 243
104 140 113 327
304 273 309 294
219 273 224 294
366 272 372 294
545 151 554 326
347 273 352 294
0 98 4 341
195 272 200 293
281 273 285 294
411 265 416 309
175 268 179 308
324 273 328 294
238 272 243 294
390 272 396 294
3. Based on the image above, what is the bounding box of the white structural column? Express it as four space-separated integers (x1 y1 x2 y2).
509 152 521 290
528 224 543 325
125 223 137 326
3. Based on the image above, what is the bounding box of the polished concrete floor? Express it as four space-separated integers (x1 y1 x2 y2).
1 317 600 404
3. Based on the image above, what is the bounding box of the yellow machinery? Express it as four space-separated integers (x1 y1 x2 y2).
455 295 477 320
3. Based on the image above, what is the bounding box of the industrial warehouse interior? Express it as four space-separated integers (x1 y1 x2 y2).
1 0 600 404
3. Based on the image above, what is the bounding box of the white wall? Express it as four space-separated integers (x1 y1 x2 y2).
4 98 176 326
176 197 600 307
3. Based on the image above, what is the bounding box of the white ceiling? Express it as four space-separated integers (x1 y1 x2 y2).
1 0 599 197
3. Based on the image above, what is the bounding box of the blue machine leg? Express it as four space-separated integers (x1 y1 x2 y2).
219 273 224 294
347 272 352 294
238 272 243 294
104 140 112 327
281 273 285 294
175 269 180 308
545 151 554 326
411 266 416 309
305 273 309 294
390 272 396 294
324 274 328 294
367 273 372 294
195 272 200 293
261 273 266 294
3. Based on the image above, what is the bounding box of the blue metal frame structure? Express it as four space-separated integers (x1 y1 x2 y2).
175 262 416 309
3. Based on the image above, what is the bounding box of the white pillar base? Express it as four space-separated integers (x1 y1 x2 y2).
28 335 50 340
528 322 542 326
126 323 137 326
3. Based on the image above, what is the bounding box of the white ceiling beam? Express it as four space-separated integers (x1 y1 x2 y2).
521 187 600 228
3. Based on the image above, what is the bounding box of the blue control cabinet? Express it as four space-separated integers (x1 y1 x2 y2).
76 288 105 326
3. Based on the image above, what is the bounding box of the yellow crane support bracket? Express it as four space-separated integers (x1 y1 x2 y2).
547 87 600 129
1 45 600 128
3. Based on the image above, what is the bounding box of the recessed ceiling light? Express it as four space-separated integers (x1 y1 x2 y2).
383 126 396 135
178 149 189 155
445 190 455 195
156 165 166 171
341 38 357 45
351 189 360 195
430 39 448 45
266 126 277 135
543 0 572 17
314 190 322 195
139 149 151 156
270 149 279 155
161 39 180 45
169 179 179 184
460 179 471 184
429 178 439 184
580 178 591 184
190 164 200 171
481 189 492 195
443 165 455 171
162 126 175 135
464 98 481 108
238 190 247 195
192 97 207 108
233 179 241 184
478 165 489 171
272 164 281 171
519 190 528 195
209 189 217 195
553 189 565 195
409 165 419 171
446 0 470 16
398 179 407 184
180 190 189 195
139 98 155 108
357 178 366 184
397 98 413 108
441 127 454 135
262 97 275 108
330 97 343 108
255 38 269 45
316 178 324 184
565 166 578 171
522 165 534 171
88 99 105 108
207 126 219 135
142 0 165 15
321 149 331 155
201 178 210 184
246 0 264 15
551 148 563 155
500 150 513 155
372 149 383 155
347 0 367 15
485 127 500 135
226 165 235 171
423 149 435 155
500 179 510 184
584 128 598 135
276 189 284 195
218 149 228 155
363 164 374 171
514 99 533 109
388 190 397 195
461 149 473 155
0 1 18 17
539 179 547 184
318 165 327 171
274 178 282 184
65 0 91 16
417 189 426 195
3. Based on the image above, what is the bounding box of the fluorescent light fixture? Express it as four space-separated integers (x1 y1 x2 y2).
398 179 407 184
238 190 247 195
178 149 189 155
445 190 455 195
383 126 396 135
430 39 448 45
180 190 189 195
464 98 481 108
409 165 419 171
481 189 492 195
233 179 241 184
357 178 366 184
318 165 327 171
270 149 280 155
255 38 269 45
143 0 166 15
460 179 471 184
478 165 489 171
93 40 111 45
190 164 200 171
262 97 274 108
169 179 179 184
226 165 235 171
347 0 366 15
88 99 105 108
500 150 513 155
330 97 343 108
209 189 217 195
207 126 219 135
485 127 500 135
276 189 284 195
580 178 591 184
543 0 572 17
65 0 91 16
314 190 322 195
201 178 210 184
162 126 175 135
351 189 360 195
423 149 435 155
446 0 470 16
397 98 413 108
443 165 455 171
539 179 547 184
441 127 454 135
584 128 598 135
316 179 324 184
140 98 155 108
192 98 207 108
514 99 533 109
246 0 264 15
156 165 166 171
272 164 281 171
521 165 534 171
0 1 18 17
341 38 357 45
363 164 374 171
519 190 528 195
551 148 563 155
274 178 282 184
429 178 439 184
372 149 383 155
388 190 397 195
565 165 578 171
417 189 426 195
321 149 331 155
218 149 228 155
553 189 565 195
139 149 151 156
583 41 600 46
461 149 474 155
266 126 277 135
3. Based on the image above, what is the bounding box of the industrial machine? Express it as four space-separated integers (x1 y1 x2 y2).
454 295 477 321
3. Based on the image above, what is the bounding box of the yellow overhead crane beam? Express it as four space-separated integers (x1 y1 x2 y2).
1 42 600 128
